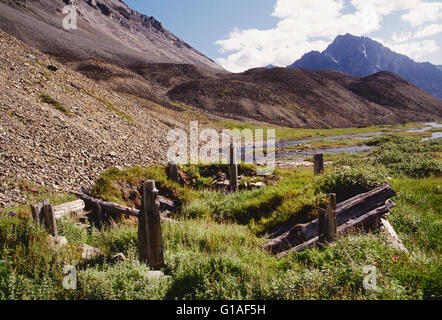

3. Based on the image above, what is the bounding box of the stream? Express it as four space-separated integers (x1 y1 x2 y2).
274 122 442 159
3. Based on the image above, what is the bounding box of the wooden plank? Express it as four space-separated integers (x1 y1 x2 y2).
313 154 324 176
277 200 396 258
52 199 85 219
380 218 408 254
72 192 175 218
264 184 396 254
268 183 396 239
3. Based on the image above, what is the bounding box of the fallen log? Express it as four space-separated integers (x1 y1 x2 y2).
157 195 176 211
264 184 396 254
277 200 396 258
380 218 408 254
268 183 396 239
71 192 176 223
52 200 85 219
73 192 139 216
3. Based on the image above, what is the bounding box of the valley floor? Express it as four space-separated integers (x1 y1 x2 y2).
0 133 441 300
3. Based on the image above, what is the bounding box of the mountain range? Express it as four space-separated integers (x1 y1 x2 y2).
289 33 442 99
0 0 223 73
0 0 441 129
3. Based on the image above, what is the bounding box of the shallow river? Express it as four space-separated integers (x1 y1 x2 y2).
275 122 441 159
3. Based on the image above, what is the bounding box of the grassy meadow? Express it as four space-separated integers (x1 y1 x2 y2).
0 132 440 300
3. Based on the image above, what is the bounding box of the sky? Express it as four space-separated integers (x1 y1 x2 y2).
124 0 442 72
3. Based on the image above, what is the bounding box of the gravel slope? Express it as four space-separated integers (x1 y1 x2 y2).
0 30 177 208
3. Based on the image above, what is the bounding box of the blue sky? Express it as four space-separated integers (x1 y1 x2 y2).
124 0 442 72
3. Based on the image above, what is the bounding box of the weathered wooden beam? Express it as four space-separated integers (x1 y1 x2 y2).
380 218 408 254
138 181 165 270
313 154 324 176
268 183 397 239
72 192 139 216
52 200 85 219
264 184 396 254
277 200 396 258
72 192 175 216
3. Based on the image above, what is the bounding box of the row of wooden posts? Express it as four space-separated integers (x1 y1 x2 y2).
31 180 165 270
31 152 327 270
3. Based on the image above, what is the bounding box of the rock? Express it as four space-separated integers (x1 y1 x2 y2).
111 253 126 262
251 182 266 188
49 235 68 249
147 271 164 279
47 65 58 72
79 244 102 260
26 54 37 61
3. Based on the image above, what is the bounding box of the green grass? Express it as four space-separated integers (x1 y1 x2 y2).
0 130 440 300
40 94 70 115
99 97 134 124
1 186 440 300
219 120 426 142
82 89 134 123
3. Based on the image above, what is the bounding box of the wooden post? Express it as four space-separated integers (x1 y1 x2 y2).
318 194 337 244
92 200 103 230
325 193 337 242
313 153 324 176
167 161 180 183
138 180 164 270
43 202 57 237
229 143 239 192
31 199 46 225
318 208 326 244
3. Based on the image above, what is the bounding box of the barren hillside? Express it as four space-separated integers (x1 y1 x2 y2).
168 67 442 128
0 0 224 73
0 30 187 208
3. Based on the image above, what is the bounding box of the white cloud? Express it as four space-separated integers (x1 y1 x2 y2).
401 2 442 26
413 23 442 38
392 31 412 43
384 39 439 61
215 0 440 72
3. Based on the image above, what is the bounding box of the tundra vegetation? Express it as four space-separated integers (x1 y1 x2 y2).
0 130 440 300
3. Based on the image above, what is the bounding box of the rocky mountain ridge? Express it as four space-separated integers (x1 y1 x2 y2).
289 34 442 99
0 0 224 73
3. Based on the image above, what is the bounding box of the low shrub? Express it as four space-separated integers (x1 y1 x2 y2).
368 135 441 178
316 167 387 203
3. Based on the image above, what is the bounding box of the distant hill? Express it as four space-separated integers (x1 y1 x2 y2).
289 34 442 99
168 67 442 128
